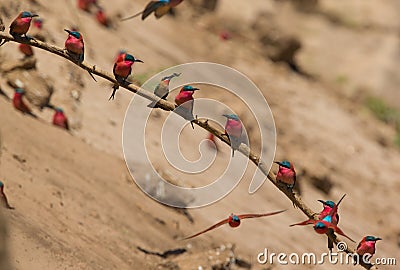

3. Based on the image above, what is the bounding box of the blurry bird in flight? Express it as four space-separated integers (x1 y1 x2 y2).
182 210 286 240
122 0 184 21
318 194 346 252
290 196 355 243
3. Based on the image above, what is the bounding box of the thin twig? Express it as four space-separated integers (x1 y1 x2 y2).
0 33 377 270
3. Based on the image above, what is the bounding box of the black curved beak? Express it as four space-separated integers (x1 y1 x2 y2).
192 88 200 91
274 161 283 166
135 59 144 63
64 29 72 34
31 14 39 18
317 199 326 204
375 237 382 241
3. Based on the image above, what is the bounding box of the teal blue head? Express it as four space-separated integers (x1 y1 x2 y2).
223 114 239 121
0 181 3 187
15 88 25 94
366 236 382 242
21 12 38 18
125 54 143 63
182 85 199 92
318 200 335 208
64 29 82 39
274 160 291 169
232 215 240 222
55 107 64 113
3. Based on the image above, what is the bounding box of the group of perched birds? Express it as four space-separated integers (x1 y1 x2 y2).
11 88 69 130
2 5 383 265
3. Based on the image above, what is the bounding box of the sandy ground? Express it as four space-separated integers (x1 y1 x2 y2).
0 0 399 269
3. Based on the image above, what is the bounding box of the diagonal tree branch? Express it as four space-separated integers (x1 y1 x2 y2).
0 33 377 270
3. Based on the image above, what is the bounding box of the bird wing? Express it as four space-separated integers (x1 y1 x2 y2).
154 5 171 18
328 224 355 243
238 210 286 220
9 19 18 32
289 219 316 227
182 218 229 240
356 241 362 251
142 1 169 20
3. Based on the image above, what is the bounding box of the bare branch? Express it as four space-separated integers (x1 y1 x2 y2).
0 32 377 269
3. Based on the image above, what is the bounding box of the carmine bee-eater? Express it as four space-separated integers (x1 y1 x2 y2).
318 194 346 252
0 181 14 209
77 0 98 12
147 72 181 108
290 200 355 243
174 85 199 129
9 11 38 38
122 0 184 21
355 236 382 263
13 88 37 118
110 53 143 100
182 210 286 240
95 9 110 27
53 107 69 130
222 114 242 157
275 160 296 190
64 29 84 62
33 18 43 29
18 43 34 57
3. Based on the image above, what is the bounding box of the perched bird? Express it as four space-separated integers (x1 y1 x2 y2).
275 160 296 190
318 194 346 252
52 107 69 130
222 114 242 157
182 210 286 240
355 236 382 263
33 18 43 29
290 202 355 243
110 53 143 100
147 73 181 108
9 11 38 38
122 0 184 21
174 85 199 129
77 0 98 12
13 88 37 118
95 9 110 27
64 29 84 62
0 181 14 209
18 43 34 57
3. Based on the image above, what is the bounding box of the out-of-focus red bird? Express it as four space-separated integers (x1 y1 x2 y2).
13 88 37 118
52 107 69 130
19 43 34 57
